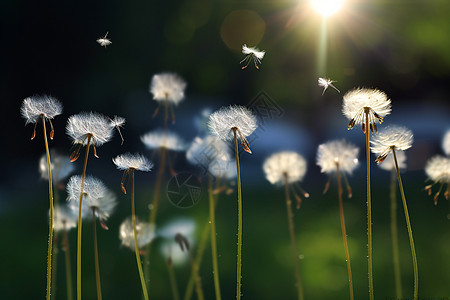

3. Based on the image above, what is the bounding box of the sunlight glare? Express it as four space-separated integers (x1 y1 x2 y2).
311 0 344 18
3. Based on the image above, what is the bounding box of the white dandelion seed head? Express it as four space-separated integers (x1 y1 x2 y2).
159 240 190 266
442 129 450 156
370 126 414 155
208 158 237 180
39 150 75 182
119 217 155 251
186 136 231 167
96 32 112 47
158 218 196 238
425 155 450 183
263 151 307 186
208 105 257 141
318 77 332 87
109 115 125 128
378 150 407 171
113 153 153 172
242 44 265 60
66 112 113 146
66 175 117 221
316 139 359 175
342 88 392 124
150 73 187 105
52 204 77 232
141 129 187 151
21 95 63 124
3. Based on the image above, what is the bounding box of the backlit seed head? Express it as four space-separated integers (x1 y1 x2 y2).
113 153 153 172
263 151 307 186
141 129 187 151
316 139 359 175
39 150 75 182
370 125 413 164
186 135 231 167
66 112 113 147
21 95 62 125
150 73 186 105
378 150 407 171
425 155 450 184
442 129 450 156
52 204 77 232
119 217 155 251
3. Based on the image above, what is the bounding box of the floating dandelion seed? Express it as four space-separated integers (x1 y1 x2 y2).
343 88 391 133
318 77 340 95
109 115 126 145
425 155 450 205
442 129 450 156
370 126 413 164
240 44 265 69
96 32 112 48
119 217 155 251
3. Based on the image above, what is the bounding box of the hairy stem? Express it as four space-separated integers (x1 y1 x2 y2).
392 148 418 299
63 227 74 300
336 165 354 300
364 109 374 300
233 129 243 300
390 169 402 299
77 135 92 300
42 115 55 300
92 208 102 300
284 175 304 300
131 169 150 300
209 176 222 300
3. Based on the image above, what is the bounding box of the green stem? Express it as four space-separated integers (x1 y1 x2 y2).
191 255 205 300
131 169 150 300
168 259 180 300
283 175 304 300
63 227 74 300
209 176 222 300
336 165 354 300
77 135 92 300
51 191 60 300
392 148 418 299
233 129 243 300
390 169 402 299
364 109 374 300
42 115 55 300
92 208 102 300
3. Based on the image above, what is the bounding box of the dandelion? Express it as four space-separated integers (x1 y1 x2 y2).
442 129 450 156
21 95 62 300
370 126 418 299
240 44 265 69
208 105 256 300
96 32 112 48
150 72 186 124
119 217 155 250
113 153 153 300
263 151 308 300
39 150 75 184
317 140 359 300
425 155 450 205
186 136 231 168
342 87 391 300
378 150 407 172
318 77 340 95
141 129 187 152
109 115 125 145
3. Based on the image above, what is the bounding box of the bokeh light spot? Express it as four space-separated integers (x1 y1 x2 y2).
311 0 344 18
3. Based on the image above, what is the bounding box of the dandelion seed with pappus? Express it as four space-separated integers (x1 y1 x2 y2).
113 153 153 300
21 94 63 300
96 32 111 48
318 77 340 95
109 115 126 145
240 44 265 69
370 126 418 299
317 140 358 300
425 155 450 205
209 105 256 300
141 130 187 152
263 151 308 300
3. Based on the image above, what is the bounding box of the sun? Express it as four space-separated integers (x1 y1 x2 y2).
311 0 345 18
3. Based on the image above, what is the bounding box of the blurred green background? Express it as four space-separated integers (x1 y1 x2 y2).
1 0 449 299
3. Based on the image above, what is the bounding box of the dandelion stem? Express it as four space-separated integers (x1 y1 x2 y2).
42 114 55 300
51 191 60 300
131 169 150 300
233 128 243 300
336 165 354 300
390 169 402 299
77 135 92 300
92 208 103 300
63 226 74 300
209 175 222 300
167 258 180 300
190 254 205 300
283 175 304 300
392 148 418 299
364 109 374 300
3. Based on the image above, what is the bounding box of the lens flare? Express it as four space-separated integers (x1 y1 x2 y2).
311 0 344 17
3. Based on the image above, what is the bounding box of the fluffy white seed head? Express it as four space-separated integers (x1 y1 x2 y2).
425 155 450 183
158 218 196 239
186 136 231 167
39 150 75 182
208 105 257 141
378 150 407 171
442 129 450 156
52 204 77 232
208 159 237 180
316 140 359 175
109 115 125 128
119 217 155 251
67 175 117 221
150 73 186 105
263 151 307 185
113 153 153 172
21 95 62 124
242 44 265 60
66 112 113 146
96 32 112 48
370 126 414 154
141 129 187 151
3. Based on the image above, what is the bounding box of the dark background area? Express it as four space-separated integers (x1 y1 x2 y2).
1 0 449 299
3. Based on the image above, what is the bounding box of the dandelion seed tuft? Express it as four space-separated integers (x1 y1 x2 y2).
52 204 77 232
141 129 187 151
208 158 237 180
66 112 113 146
240 44 265 69
39 150 75 182
370 126 413 164
96 32 112 48
425 155 450 184
186 135 231 167
21 95 63 124
119 217 155 250
318 77 340 95
113 153 153 172
316 139 359 175
263 151 307 185
150 73 186 105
